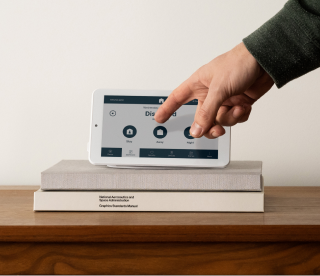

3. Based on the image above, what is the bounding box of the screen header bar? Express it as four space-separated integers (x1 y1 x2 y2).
104 96 198 105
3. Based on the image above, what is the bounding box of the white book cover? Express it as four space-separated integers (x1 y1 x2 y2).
34 185 264 212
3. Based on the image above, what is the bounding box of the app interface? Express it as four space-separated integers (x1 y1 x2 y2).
101 96 218 159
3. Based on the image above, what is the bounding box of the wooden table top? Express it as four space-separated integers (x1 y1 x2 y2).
0 186 320 242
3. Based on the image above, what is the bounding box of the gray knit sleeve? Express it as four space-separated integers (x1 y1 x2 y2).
243 0 320 88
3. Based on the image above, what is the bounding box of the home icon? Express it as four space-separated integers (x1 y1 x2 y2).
123 125 137 138
159 98 164 104
153 126 167 139
157 129 163 136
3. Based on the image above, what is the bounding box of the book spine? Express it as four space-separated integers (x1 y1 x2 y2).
34 190 264 212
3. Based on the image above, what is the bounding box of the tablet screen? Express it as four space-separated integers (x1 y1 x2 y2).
101 95 218 159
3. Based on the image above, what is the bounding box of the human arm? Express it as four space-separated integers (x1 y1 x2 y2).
155 0 320 139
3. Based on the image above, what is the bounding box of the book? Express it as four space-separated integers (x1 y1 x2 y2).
41 160 262 191
34 185 264 212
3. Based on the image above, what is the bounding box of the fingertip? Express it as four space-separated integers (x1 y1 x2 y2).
204 132 216 139
154 117 167 124
232 106 245 119
211 127 225 138
154 108 169 123
190 122 203 138
154 112 162 123
206 125 225 139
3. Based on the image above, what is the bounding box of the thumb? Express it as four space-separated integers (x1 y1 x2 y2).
190 89 225 138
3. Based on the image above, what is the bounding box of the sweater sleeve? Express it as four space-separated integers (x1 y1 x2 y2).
243 0 320 88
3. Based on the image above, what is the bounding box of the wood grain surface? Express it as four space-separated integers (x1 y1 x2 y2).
0 186 320 242
1 186 320 274
1 242 320 275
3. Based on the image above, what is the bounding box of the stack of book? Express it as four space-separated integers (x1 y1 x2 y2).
34 160 264 212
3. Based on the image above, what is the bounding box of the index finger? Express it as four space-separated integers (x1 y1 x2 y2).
154 81 194 123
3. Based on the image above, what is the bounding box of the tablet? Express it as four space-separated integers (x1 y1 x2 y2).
89 89 230 168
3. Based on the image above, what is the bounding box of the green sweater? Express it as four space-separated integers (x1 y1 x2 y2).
243 0 320 88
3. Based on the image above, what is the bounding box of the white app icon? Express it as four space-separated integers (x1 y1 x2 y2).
127 129 133 135
159 98 164 104
157 129 163 136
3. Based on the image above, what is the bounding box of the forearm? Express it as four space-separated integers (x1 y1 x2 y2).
243 0 320 88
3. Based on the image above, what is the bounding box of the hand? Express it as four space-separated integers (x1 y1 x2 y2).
154 42 274 138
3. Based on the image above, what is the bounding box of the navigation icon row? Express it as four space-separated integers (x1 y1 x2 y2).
123 125 194 139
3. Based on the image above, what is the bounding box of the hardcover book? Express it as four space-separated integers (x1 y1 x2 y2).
34 184 264 212
41 160 262 191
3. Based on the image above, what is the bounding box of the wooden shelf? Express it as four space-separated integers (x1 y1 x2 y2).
0 186 320 274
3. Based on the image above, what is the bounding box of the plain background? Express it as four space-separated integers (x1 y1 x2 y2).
1 0 319 186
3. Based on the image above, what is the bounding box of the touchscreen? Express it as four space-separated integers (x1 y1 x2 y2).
101 95 218 159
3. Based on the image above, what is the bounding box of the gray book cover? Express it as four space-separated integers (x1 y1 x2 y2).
41 160 262 191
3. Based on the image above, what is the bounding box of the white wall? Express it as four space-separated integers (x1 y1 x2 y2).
1 0 319 186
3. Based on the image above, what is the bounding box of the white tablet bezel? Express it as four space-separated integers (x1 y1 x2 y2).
89 89 230 168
